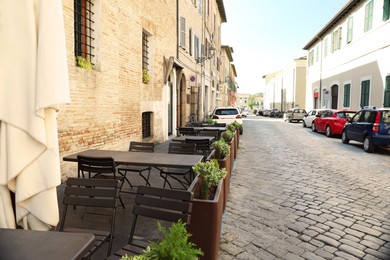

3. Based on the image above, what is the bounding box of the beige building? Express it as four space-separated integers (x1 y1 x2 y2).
237 93 250 110
219 45 238 107
59 1 232 177
263 57 307 112
304 0 390 110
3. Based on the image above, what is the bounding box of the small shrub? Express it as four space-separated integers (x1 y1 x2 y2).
192 159 226 200
143 69 151 83
212 139 230 159
221 129 234 143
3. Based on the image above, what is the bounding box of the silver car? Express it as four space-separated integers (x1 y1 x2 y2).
285 108 307 123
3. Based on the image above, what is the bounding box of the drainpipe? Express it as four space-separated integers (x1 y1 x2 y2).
176 0 179 59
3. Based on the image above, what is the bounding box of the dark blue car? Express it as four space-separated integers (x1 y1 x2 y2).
342 108 390 152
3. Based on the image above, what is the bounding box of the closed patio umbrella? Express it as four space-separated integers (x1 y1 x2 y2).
0 0 70 230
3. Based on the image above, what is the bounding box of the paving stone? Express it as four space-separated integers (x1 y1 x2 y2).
306 214 327 223
329 228 346 237
335 250 362 260
361 239 381 250
339 238 366 252
323 245 338 254
364 248 390 259
254 249 276 260
316 234 341 247
284 252 305 260
351 223 382 237
301 251 326 260
363 234 386 246
334 218 355 228
220 242 243 256
314 248 335 260
345 227 365 238
339 244 366 258
286 222 309 233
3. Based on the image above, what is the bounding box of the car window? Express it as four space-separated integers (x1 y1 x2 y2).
336 112 346 118
352 111 362 122
215 109 238 115
382 110 390 124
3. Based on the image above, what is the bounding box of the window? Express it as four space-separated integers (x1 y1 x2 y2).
316 45 319 62
180 17 186 48
343 83 351 107
364 0 374 32
324 37 328 57
194 35 199 60
74 0 95 65
347 17 353 43
331 27 342 52
384 75 390 107
142 31 150 73
308 50 314 66
361 80 370 107
142 112 152 139
384 0 390 21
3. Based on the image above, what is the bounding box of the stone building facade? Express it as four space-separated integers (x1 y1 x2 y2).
59 0 232 178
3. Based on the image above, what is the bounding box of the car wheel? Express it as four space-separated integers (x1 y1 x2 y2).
325 125 332 137
311 123 317 132
303 121 307 127
341 131 350 144
363 136 375 153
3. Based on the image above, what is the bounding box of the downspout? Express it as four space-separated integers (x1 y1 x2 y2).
176 0 179 59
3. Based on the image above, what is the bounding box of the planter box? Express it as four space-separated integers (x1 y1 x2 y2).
188 176 224 260
229 137 235 173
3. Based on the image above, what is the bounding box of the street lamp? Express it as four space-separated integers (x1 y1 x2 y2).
196 46 215 64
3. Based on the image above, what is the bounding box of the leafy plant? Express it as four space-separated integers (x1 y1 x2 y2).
203 118 216 124
143 69 151 83
192 159 226 200
121 220 203 260
75 56 92 70
227 124 235 132
230 121 243 131
212 139 230 159
221 129 234 143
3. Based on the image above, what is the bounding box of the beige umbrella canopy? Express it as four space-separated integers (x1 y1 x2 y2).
0 0 70 230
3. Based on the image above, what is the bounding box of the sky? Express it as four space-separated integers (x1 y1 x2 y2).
221 0 350 95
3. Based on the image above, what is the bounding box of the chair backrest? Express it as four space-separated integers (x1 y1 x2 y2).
168 142 196 155
210 123 227 127
129 141 155 153
77 155 116 179
185 138 212 158
178 127 196 136
59 178 121 255
128 185 193 243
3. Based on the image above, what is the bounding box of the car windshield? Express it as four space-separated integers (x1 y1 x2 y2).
337 112 355 118
215 109 238 115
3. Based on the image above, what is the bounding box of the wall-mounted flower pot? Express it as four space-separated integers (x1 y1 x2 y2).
188 176 224 260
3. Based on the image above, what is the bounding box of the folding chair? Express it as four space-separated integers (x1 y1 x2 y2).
117 142 155 191
77 155 125 208
159 142 196 190
185 137 212 159
107 186 193 259
178 127 197 136
58 178 121 259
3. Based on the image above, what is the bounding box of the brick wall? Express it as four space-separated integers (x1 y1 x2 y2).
59 0 176 180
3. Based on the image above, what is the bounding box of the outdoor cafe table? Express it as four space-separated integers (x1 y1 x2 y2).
0 228 95 260
63 149 204 168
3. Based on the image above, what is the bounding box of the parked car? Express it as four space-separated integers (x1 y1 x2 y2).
312 109 356 137
341 107 390 153
211 107 243 134
302 109 325 128
263 109 271 117
285 108 307 122
270 109 282 118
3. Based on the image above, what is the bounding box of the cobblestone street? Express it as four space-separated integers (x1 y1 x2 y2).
219 117 390 260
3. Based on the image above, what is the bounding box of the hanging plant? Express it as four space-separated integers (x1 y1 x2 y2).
75 56 92 70
143 69 151 83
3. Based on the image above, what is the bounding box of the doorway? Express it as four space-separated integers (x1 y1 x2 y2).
331 85 338 109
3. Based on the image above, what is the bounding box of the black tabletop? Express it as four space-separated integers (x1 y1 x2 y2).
0 228 95 260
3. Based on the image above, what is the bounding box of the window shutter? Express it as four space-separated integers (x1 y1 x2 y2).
384 76 390 107
384 0 390 21
180 17 186 48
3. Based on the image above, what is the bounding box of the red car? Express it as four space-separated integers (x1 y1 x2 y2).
312 109 356 137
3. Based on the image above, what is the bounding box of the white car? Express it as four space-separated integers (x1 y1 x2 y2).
211 107 243 134
302 109 325 128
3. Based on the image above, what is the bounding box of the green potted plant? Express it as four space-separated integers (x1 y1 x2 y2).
210 139 231 210
221 129 235 171
120 220 203 260
188 159 226 260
